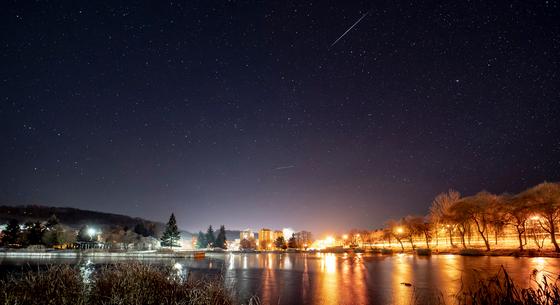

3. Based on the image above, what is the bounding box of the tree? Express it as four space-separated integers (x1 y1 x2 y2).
206 225 215 247
77 226 98 242
240 238 257 250
387 219 405 252
487 195 508 245
215 225 227 249
26 222 45 245
402 216 418 249
45 214 59 229
453 192 497 251
196 231 207 249
134 222 155 237
274 236 287 250
507 195 530 251
287 235 297 249
2 219 21 246
448 203 470 249
517 182 560 252
161 213 181 248
409 216 432 249
43 224 76 247
429 190 460 248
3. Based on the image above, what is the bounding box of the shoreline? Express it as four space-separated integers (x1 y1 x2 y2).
1 248 559 259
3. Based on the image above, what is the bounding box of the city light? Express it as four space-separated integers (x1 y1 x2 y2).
87 228 96 239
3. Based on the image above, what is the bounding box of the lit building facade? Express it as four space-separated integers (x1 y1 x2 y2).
240 229 255 241
258 228 274 250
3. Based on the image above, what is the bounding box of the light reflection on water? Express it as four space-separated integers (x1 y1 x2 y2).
1 253 559 305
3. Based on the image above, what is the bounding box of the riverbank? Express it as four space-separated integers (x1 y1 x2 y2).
2 247 560 259
318 247 560 258
0 249 208 259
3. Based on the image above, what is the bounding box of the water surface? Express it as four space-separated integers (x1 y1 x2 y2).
1 253 558 305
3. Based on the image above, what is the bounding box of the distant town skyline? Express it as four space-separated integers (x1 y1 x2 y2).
2 1 559 234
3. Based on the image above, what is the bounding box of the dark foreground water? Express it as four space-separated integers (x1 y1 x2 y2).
1 253 559 305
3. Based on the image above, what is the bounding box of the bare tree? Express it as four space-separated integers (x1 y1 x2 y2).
449 202 471 249
429 190 461 248
454 192 499 251
517 182 560 252
507 194 530 251
387 219 405 252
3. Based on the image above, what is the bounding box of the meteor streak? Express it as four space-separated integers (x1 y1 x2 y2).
329 12 369 48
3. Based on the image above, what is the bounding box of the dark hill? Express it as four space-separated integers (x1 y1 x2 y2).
0 205 166 233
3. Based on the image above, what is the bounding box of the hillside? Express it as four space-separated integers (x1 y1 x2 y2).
0 205 169 234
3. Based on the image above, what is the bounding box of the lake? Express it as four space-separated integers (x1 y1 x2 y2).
1 253 559 305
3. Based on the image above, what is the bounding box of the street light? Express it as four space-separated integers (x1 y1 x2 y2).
87 228 96 240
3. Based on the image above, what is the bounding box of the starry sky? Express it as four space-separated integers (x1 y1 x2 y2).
1 1 559 234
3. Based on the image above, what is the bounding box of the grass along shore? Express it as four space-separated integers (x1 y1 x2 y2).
0 262 258 305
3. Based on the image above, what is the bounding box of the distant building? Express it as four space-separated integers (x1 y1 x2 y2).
258 228 274 250
134 236 161 251
240 229 254 241
229 238 241 250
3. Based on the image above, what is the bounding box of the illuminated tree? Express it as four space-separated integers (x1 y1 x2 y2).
240 238 256 250
287 235 297 249
1 219 21 246
274 236 287 250
196 231 207 249
387 219 405 252
448 202 471 249
517 182 560 252
429 190 460 248
161 213 181 249
506 195 531 251
43 224 75 247
453 192 498 251
206 225 215 247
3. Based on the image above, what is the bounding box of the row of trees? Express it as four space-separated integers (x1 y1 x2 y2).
1 215 70 247
380 182 560 252
195 225 227 249
239 234 299 251
1 214 158 249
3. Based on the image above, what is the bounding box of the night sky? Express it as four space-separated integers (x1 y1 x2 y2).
1 1 559 234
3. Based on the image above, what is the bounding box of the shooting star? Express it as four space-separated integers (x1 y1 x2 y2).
275 165 295 171
330 11 369 48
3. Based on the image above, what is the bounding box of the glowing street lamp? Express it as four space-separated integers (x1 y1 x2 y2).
87 228 96 241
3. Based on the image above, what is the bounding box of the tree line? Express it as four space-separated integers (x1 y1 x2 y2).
1 214 158 249
370 182 560 252
195 224 228 249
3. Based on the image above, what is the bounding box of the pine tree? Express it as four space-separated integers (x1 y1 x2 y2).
215 225 227 249
27 222 45 245
161 213 181 248
205 225 215 247
196 231 207 249
1 219 20 246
